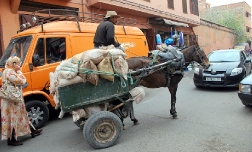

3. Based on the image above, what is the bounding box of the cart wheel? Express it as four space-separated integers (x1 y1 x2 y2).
83 111 123 149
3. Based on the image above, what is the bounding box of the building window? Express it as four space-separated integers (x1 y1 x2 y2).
246 12 251 18
168 0 174 9
143 0 150 2
190 0 199 16
182 0 187 14
246 26 250 33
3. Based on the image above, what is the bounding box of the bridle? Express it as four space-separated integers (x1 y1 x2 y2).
194 47 209 68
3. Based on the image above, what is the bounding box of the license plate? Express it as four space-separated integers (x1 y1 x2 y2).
206 77 221 81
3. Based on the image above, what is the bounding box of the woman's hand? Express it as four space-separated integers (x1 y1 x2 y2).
13 62 21 72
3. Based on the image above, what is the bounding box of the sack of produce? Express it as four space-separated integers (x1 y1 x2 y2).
114 56 129 80
97 57 114 82
79 60 99 85
58 76 85 87
57 59 78 79
80 49 108 64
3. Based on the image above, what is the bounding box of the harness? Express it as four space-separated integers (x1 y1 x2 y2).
148 46 207 87
149 53 183 87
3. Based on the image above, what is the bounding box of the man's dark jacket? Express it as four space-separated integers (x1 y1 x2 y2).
93 20 119 47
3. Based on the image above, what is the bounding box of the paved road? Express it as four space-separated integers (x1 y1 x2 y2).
1 71 252 152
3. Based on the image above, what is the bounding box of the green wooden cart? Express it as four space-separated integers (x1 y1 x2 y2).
58 74 139 149
57 59 175 149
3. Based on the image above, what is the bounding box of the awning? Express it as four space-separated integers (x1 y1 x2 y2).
148 18 189 27
163 19 189 27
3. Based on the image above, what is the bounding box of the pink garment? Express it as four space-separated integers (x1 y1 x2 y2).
1 68 31 140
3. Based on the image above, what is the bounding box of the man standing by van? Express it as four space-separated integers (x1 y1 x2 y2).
93 11 120 48
244 40 251 56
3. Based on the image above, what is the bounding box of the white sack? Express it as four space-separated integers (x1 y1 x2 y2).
53 89 60 110
49 72 58 94
71 52 84 64
129 87 145 104
58 76 85 87
80 49 108 64
114 56 129 80
106 48 127 60
72 109 88 122
57 59 78 79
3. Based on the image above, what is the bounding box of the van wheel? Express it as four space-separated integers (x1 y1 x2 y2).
26 100 49 129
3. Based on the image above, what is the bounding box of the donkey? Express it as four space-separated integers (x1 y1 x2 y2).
126 45 210 118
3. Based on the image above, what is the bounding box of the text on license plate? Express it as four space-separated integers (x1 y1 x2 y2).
206 77 221 81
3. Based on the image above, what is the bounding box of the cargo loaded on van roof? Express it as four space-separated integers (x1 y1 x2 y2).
0 9 149 129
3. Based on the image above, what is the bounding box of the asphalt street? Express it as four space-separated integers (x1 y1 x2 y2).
0 71 252 152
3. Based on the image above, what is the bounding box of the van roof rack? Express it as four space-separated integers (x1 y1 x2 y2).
19 9 137 32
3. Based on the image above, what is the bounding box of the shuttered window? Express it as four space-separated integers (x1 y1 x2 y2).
182 0 187 14
168 0 174 9
190 0 199 16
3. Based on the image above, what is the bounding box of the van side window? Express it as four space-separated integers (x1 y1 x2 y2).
46 38 66 63
34 38 45 66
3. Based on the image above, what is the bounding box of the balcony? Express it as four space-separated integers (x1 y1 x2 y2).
87 0 155 17
87 0 200 26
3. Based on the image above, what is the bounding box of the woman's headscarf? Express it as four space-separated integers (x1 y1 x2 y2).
5 56 21 69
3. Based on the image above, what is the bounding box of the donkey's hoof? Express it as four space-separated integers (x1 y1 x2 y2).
123 126 126 130
134 121 140 125
172 115 179 119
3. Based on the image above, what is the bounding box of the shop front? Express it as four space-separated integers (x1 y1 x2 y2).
146 17 197 51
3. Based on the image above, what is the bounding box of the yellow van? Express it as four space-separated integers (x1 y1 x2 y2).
0 13 149 128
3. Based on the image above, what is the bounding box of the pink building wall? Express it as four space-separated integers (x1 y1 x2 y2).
194 20 236 54
1 0 237 55
0 0 20 51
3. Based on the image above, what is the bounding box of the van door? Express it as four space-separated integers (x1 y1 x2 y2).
29 36 68 93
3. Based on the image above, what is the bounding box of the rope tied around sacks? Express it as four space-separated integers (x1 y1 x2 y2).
56 53 134 88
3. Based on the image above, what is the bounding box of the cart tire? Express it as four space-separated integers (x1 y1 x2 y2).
83 111 123 149
26 100 49 129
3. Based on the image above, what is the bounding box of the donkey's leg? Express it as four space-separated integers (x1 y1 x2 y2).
129 102 139 125
113 109 126 130
121 118 126 130
168 74 183 118
168 85 178 118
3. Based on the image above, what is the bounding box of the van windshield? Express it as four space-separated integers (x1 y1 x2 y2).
0 35 32 68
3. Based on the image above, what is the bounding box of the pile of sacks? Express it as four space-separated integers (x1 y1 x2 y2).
49 43 135 118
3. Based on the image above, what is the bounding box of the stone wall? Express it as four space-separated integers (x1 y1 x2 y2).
194 19 237 55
